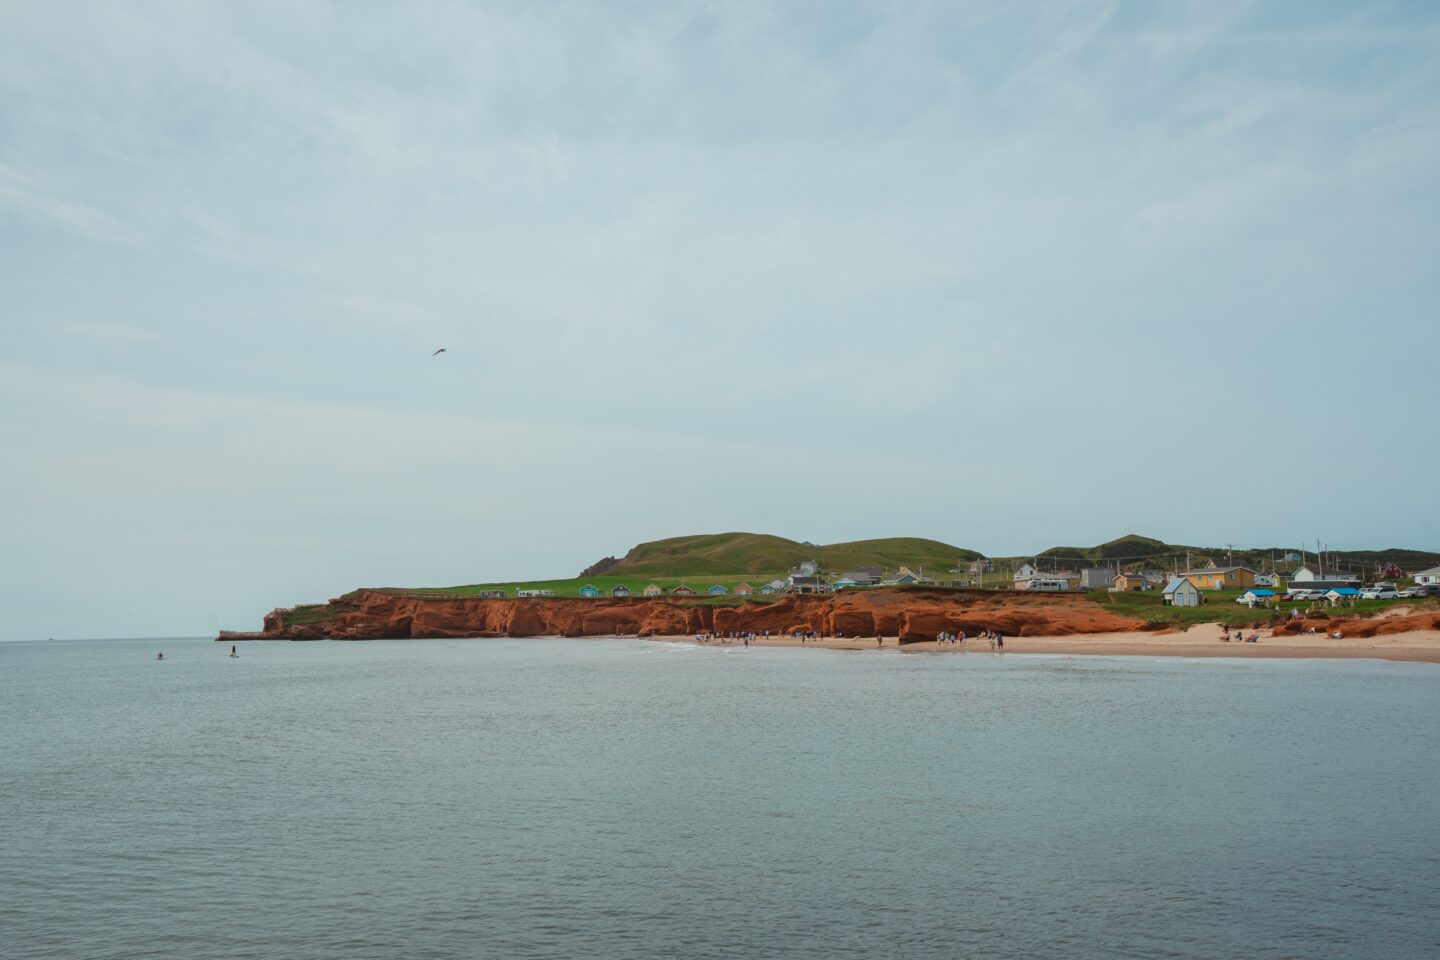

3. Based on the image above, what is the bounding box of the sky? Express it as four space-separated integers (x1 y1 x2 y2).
2 1 1438 640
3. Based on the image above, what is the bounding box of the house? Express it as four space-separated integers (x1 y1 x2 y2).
830 577 860 590
1080 567 1117 591
642 584 664 597
759 583 779 595
1282 551 1302 562
1162 577 1202 607
578 584 600 598
1111 572 1155 592
734 582 754 596
841 567 883 585
1014 563 1039 582
671 584 697 597
707 585 729 596
791 560 820 577
1412 566 1440 585
610 584 631 598
1288 565 1360 585
1182 566 1256 591
1326 588 1360 602
786 575 830 595
882 566 927 586
968 558 995 575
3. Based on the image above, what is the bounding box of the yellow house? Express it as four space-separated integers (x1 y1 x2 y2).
1183 566 1256 591
1112 573 1155 592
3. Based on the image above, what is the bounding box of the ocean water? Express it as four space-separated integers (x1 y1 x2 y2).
2 638 1437 960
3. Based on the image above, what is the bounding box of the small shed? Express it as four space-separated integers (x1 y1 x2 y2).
707 585 729 596
671 584 696 597
734 583 754 596
1163 577 1202 607
642 583 664 597
1112 573 1153 592
610 584 631 598
579 584 600 598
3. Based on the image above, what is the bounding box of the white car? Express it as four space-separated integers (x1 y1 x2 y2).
1359 586 1399 600
1396 587 1421 599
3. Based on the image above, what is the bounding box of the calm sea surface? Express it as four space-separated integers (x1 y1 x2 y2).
2 638 1438 959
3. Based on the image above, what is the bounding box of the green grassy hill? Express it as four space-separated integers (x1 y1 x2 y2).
595 532 980 578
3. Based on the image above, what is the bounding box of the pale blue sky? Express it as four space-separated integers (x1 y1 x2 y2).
2 1 1437 640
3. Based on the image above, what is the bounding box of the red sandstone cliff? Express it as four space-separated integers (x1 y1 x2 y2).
224 589 1154 642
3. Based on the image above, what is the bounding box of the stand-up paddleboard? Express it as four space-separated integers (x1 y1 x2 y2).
229 653 239 658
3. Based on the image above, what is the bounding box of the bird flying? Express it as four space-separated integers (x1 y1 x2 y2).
431 348 446 356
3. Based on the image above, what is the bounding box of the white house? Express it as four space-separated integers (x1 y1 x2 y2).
1080 567 1117 590
1413 566 1440 585
1288 565 1359 585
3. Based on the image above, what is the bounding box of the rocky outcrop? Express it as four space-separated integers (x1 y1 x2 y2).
1272 610 1440 638
222 588 1154 641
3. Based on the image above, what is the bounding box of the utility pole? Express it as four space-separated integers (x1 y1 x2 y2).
1318 538 1324 579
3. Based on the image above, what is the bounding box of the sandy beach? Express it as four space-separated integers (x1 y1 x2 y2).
649 623 1440 663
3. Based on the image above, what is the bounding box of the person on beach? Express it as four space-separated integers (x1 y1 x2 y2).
996 633 1004 651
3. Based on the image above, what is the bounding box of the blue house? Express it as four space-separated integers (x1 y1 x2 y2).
1162 577 1202 607
707 585 729 596
579 584 600 598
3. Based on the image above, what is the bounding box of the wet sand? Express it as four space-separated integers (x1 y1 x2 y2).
648 623 1440 663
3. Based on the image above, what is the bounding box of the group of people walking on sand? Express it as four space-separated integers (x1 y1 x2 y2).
1221 628 1260 643
695 630 768 646
935 629 1005 650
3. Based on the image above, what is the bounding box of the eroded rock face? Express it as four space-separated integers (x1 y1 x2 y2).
238 589 1151 641
1273 611 1440 638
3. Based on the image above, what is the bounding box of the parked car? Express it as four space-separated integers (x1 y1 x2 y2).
1360 586 1399 600
1415 584 1440 598
1396 587 1421 599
